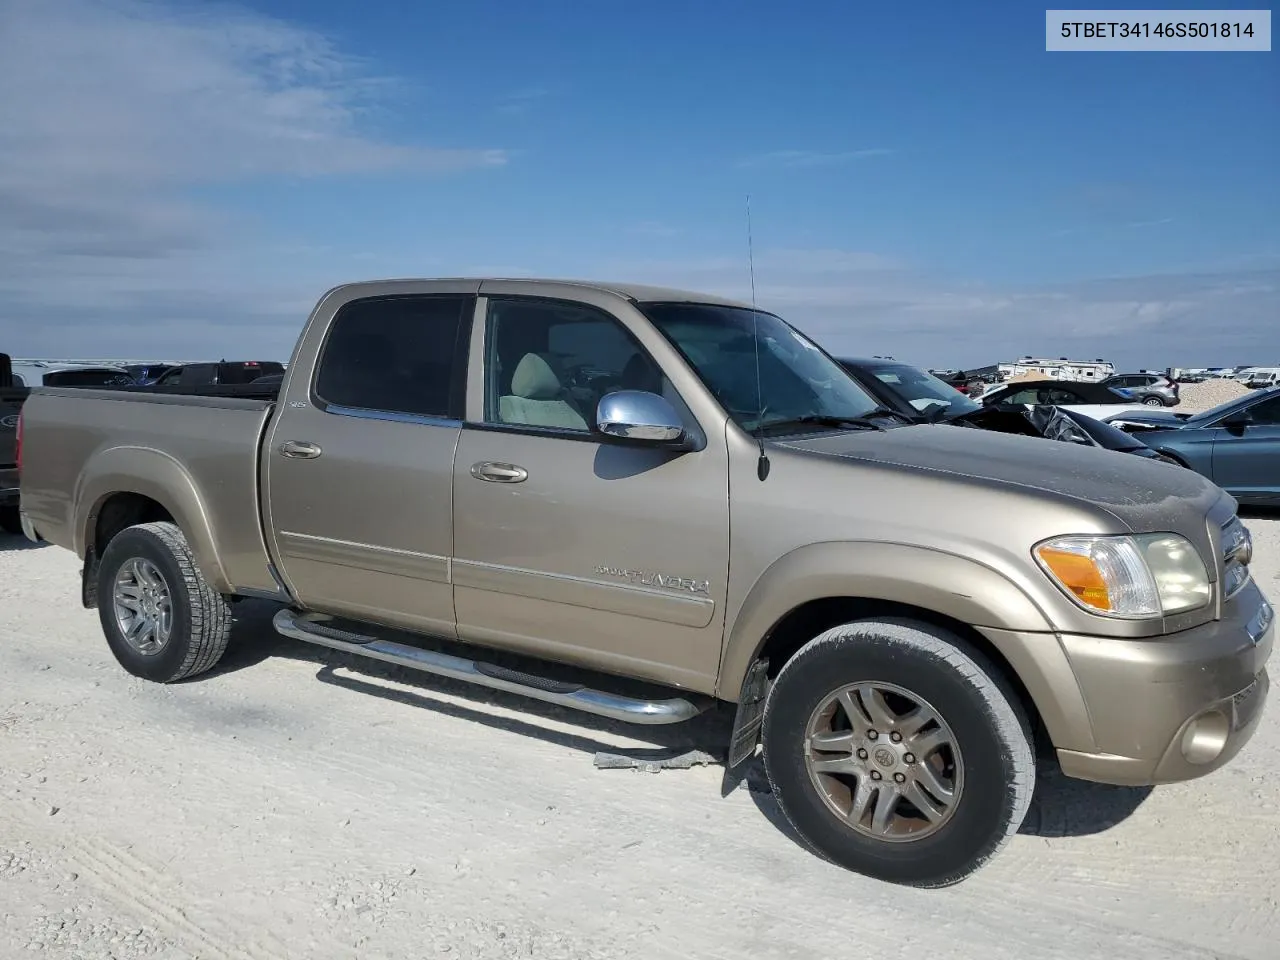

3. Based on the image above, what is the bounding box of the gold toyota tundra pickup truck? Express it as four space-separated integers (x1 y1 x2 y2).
16 278 1274 887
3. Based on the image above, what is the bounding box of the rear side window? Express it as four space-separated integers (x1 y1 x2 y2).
314 294 472 419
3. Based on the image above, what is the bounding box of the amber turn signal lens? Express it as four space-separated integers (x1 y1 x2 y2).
1035 546 1112 611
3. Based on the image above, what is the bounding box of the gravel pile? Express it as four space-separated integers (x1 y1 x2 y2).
1176 378 1254 414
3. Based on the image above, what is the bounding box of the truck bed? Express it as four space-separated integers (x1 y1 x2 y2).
18 387 281 596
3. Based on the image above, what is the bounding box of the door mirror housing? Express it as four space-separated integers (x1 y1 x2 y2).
1220 409 1252 432
595 390 688 447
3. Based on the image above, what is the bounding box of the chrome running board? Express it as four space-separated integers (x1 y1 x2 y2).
273 608 706 725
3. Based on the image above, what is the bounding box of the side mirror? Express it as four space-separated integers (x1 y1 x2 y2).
595 390 687 446
1220 410 1252 432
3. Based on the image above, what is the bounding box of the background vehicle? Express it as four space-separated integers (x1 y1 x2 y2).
0 352 25 534
17 278 1273 889
1244 369 1280 390
979 378 1152 420
123 362 179 385
1104 387 1280 505
10 360 135 388
837 357 1180 464
1101 372 1180 406
151 360 285 388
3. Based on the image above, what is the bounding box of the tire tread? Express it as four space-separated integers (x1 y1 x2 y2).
107 521 233 682
763 616 1036 887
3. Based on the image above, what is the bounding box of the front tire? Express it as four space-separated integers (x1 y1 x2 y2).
96 521 233 682
761 618 1035 887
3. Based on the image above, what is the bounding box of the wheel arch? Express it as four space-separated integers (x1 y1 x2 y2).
717 542 1069 757
75 447 231 597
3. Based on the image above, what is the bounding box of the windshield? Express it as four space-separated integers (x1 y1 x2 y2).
857 362 982 418
639 302 882 433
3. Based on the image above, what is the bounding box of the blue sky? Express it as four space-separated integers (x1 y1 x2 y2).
0 0 1275 369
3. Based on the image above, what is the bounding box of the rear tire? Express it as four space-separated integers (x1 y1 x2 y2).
0 505 21 536
1143 397 1163 406
761 618 1035 888
96 521 233 682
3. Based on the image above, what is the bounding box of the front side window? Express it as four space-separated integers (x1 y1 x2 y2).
1247 395 1280 425
314 294 471 419
483 297 674 433
639 302 880 434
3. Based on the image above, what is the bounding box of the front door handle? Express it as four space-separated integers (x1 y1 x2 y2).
279 440 323 460
470 461 528 483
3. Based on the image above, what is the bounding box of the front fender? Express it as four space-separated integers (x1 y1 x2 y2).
718 540 1056 699
74 445 231 593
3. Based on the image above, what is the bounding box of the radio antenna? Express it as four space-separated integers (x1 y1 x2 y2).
747 194 770 481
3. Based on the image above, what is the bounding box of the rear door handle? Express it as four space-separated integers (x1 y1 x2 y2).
279 440 323 460
470 461 528 483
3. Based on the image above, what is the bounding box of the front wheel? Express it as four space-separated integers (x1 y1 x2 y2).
761 618 1035 887
96 521 233 682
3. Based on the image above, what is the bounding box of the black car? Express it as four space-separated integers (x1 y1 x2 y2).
978 378 1138 407
836 357 1177 463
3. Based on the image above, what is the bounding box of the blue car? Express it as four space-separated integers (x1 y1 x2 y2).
1105 386 1280 506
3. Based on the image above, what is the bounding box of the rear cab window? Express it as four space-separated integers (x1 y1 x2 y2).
312 294 474 420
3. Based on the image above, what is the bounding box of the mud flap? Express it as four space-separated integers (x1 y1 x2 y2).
725 657 770 771
81 547 100 609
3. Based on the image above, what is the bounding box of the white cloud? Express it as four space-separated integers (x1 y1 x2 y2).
0 0 506 351
582 249 1280 370
625 221 683 238
735 148 894 169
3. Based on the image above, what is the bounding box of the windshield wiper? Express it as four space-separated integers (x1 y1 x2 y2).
865 406 918 425
758 414 888 434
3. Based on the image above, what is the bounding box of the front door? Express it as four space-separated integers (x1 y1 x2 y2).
264 288 475 637
451 293 730 692
1212 394 1280 503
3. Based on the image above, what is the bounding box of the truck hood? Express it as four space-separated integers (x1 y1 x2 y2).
776 422 1221 519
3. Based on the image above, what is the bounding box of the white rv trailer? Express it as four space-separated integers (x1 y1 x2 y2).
997 356 1115 382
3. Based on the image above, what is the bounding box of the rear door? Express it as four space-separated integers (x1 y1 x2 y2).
264 286 476 637
1211 394 1280 503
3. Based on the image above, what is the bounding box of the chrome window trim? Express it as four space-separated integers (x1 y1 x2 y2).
317 401 462 429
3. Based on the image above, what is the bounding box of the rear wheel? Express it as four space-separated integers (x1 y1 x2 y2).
761 618 1035 887
1143 397 1163 406
96 521 233 682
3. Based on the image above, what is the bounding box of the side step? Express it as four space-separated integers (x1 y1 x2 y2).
273 609 707 725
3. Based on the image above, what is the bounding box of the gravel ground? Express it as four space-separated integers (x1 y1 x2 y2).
1 518 1277 960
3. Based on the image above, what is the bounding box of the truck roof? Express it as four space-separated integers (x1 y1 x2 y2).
328 277 756 310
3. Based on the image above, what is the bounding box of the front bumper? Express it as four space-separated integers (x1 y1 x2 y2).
1055 581 1273 786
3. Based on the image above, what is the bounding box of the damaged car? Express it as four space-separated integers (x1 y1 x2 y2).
836 356 1178 464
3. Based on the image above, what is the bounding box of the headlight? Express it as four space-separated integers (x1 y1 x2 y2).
1034 533 1210 619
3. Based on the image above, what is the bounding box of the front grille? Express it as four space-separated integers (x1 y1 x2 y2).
1221 516 1252 601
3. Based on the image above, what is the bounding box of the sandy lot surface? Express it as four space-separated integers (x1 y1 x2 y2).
2 517 1278 960
1174 379 1255 414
